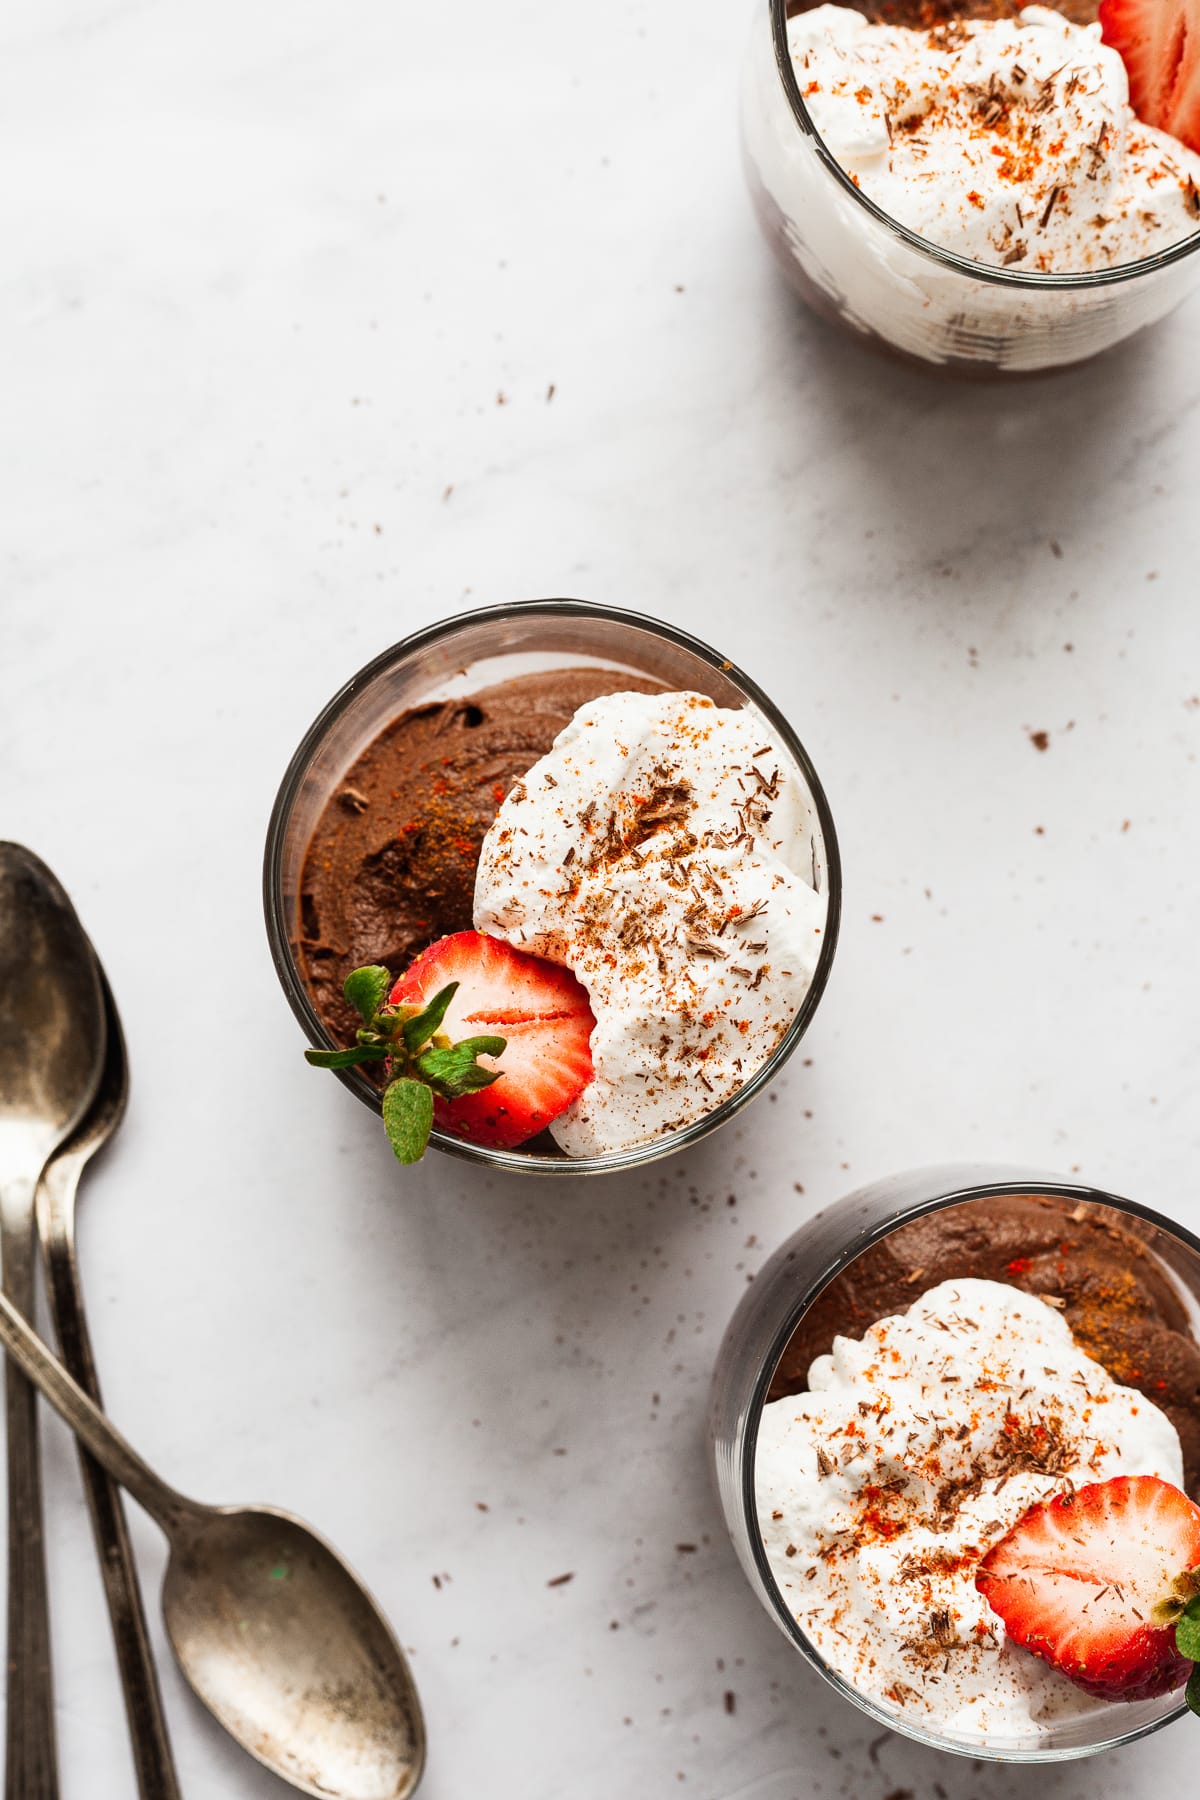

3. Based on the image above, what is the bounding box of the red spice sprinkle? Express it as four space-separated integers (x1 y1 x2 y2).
858 1505 907 1542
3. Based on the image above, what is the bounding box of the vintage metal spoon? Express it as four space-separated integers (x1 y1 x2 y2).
0 1287 425 1800
0 842 105 1798
37 961 181 1799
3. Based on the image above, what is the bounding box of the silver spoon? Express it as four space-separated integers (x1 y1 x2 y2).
0 1282 426 1800
37 960 180 1799
0 842 105 1798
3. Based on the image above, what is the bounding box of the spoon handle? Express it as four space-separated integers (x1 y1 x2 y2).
1 1178 58 1800
38 1162 182 1800
0 1261 190 1538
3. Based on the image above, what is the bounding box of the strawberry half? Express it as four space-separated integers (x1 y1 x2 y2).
388 931 595 1150
1100 0 1200 153
977 1476 1200 1702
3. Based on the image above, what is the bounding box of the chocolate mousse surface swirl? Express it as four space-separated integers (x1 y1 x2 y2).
770 1194 1200 1495
298 667 663 1046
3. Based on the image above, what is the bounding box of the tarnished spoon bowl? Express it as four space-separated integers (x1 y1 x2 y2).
164 1508 422 1799
0 840 103 1173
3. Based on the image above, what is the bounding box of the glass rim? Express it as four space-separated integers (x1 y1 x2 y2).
263 597 843 1178
737 1163 1200 1760
768 0 1200 293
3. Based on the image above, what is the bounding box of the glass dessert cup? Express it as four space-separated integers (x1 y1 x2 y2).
264 599 842 1177
710 1163 1200 1760
743 1 1200 376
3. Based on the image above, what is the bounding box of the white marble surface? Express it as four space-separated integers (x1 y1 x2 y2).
3 2 1200 1796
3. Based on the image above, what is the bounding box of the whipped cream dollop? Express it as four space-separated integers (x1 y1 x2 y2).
787 5 1200 272
757 1277 1184 1743
473 689 828 1157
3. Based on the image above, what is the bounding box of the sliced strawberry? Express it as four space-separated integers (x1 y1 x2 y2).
977 1476 1200 1702
389 931 595 1150
1100 0 1200 152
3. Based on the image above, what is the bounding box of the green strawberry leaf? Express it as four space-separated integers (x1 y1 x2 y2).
401 981 459 1052
305 1045 389 1069
308 965 504 1164
381 1078 435 1163
343 965 393 1024
1187 1661 1200 1719
415 1036 505 1099
1177 1595 1200 1664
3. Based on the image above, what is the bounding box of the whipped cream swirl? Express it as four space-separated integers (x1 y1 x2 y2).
757 1277 1184 1743
473 689 828 1156
787 5 1200 272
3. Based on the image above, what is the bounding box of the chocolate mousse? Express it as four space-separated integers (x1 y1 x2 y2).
769 1195 1200 1494
297 667 661 1046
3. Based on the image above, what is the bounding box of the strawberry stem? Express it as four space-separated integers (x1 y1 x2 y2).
304 963 507 1163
